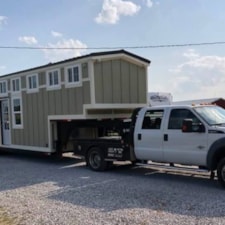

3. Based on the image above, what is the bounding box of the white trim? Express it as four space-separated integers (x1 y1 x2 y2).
11 77 21 94
64 64 82 88
46 68 61 90
91 53 150 67
0 144 51 153
0 80 8 97
84 103 147 110
88 60 95 104
11 95 23 129
48 114 86 120
1 99 11 145
26 73 39 93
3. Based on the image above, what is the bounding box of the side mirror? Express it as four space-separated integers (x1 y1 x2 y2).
182 119 193 132
182 119 205 133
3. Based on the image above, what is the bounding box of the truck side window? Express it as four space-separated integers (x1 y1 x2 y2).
142 110 164 129
168 109 201 129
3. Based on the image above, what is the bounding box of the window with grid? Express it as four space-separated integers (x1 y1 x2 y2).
47 69 60 89
12 97 23 128
65 65 81 87
11 78 20 93
27 74 38 92
0 81 7 95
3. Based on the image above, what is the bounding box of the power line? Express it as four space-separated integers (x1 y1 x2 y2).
1 41 225 50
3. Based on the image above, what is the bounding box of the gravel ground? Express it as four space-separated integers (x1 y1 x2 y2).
0 152 225 225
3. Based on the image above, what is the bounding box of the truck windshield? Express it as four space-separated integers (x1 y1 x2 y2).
194 106 225 125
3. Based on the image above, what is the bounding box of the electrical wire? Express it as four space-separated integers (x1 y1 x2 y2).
0 41 225 50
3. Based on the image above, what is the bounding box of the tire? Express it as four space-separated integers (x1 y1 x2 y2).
217 158 225 188
87 147 107 171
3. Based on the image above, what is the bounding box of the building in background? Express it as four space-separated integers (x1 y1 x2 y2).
148 92 173 106
173 98 225 108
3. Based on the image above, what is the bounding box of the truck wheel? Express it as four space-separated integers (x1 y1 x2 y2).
87 147 107 171
217 158 225 188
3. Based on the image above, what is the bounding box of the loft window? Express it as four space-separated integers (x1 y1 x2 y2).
65 65 81 87
0 81 7 95
47 69 60 89
27 74 38 92
11 78 21 93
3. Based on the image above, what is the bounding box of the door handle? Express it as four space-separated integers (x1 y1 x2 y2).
138 133 142 140
164 134 168 141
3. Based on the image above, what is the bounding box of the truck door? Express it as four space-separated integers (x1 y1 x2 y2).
163 108 208 166
134 109 164 161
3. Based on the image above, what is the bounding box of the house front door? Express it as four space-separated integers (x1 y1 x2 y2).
1 100 11 145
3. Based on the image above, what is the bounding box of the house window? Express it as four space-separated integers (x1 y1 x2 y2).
47 69 60 89
11 78 21 93
12 97 23 128
65 65 81 87
27 74 38 92
0 81 7 96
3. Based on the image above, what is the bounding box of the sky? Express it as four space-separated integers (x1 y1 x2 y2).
1 0 225 101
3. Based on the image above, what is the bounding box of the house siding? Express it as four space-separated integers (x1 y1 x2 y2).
1 50 150 150
94 59 147 104
11 64 91 147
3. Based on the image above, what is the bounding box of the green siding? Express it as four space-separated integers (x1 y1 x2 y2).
11 64 91 147
112 60 121 103
94 59 147 104
82 63 88 79
39 71 46 86
21 76 26 89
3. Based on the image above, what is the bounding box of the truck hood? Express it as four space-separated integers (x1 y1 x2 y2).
210 125 225 133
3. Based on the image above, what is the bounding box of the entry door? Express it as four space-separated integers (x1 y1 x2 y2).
1 100 11 145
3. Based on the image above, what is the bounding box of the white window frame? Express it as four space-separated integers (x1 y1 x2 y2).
65 64 82 88
0 80 8 97
46 69 61 90
11 78 21 93
27 74 39 93
11 96 23 129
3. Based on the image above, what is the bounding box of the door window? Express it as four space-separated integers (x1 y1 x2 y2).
168 109 201 130
142 110 164 129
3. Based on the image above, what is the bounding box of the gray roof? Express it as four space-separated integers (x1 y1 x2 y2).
1 49 151 78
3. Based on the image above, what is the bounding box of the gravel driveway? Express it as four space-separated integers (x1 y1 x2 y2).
0 152 225 225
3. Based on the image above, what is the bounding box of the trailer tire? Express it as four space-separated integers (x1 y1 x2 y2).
87 147 107 171
217 158 225 188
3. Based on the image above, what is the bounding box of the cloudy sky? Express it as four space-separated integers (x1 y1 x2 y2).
1 0 225 101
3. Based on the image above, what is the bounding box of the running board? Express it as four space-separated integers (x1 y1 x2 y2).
135 162 212 175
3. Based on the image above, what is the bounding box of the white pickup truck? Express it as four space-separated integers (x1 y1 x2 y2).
73 104 225 188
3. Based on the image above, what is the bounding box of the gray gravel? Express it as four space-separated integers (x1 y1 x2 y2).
0 152 225 225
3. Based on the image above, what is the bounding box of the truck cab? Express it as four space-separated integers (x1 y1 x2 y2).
133 104 225 187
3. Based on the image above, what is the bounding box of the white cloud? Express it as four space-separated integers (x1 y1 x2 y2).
95 0 141 24
0 16 7 26
42 39 87 62
51 31 63 37
18 36 38 45
144 0 153 8
183 49 200 59
168 49 225 100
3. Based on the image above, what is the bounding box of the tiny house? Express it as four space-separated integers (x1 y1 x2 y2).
0 50 150 155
